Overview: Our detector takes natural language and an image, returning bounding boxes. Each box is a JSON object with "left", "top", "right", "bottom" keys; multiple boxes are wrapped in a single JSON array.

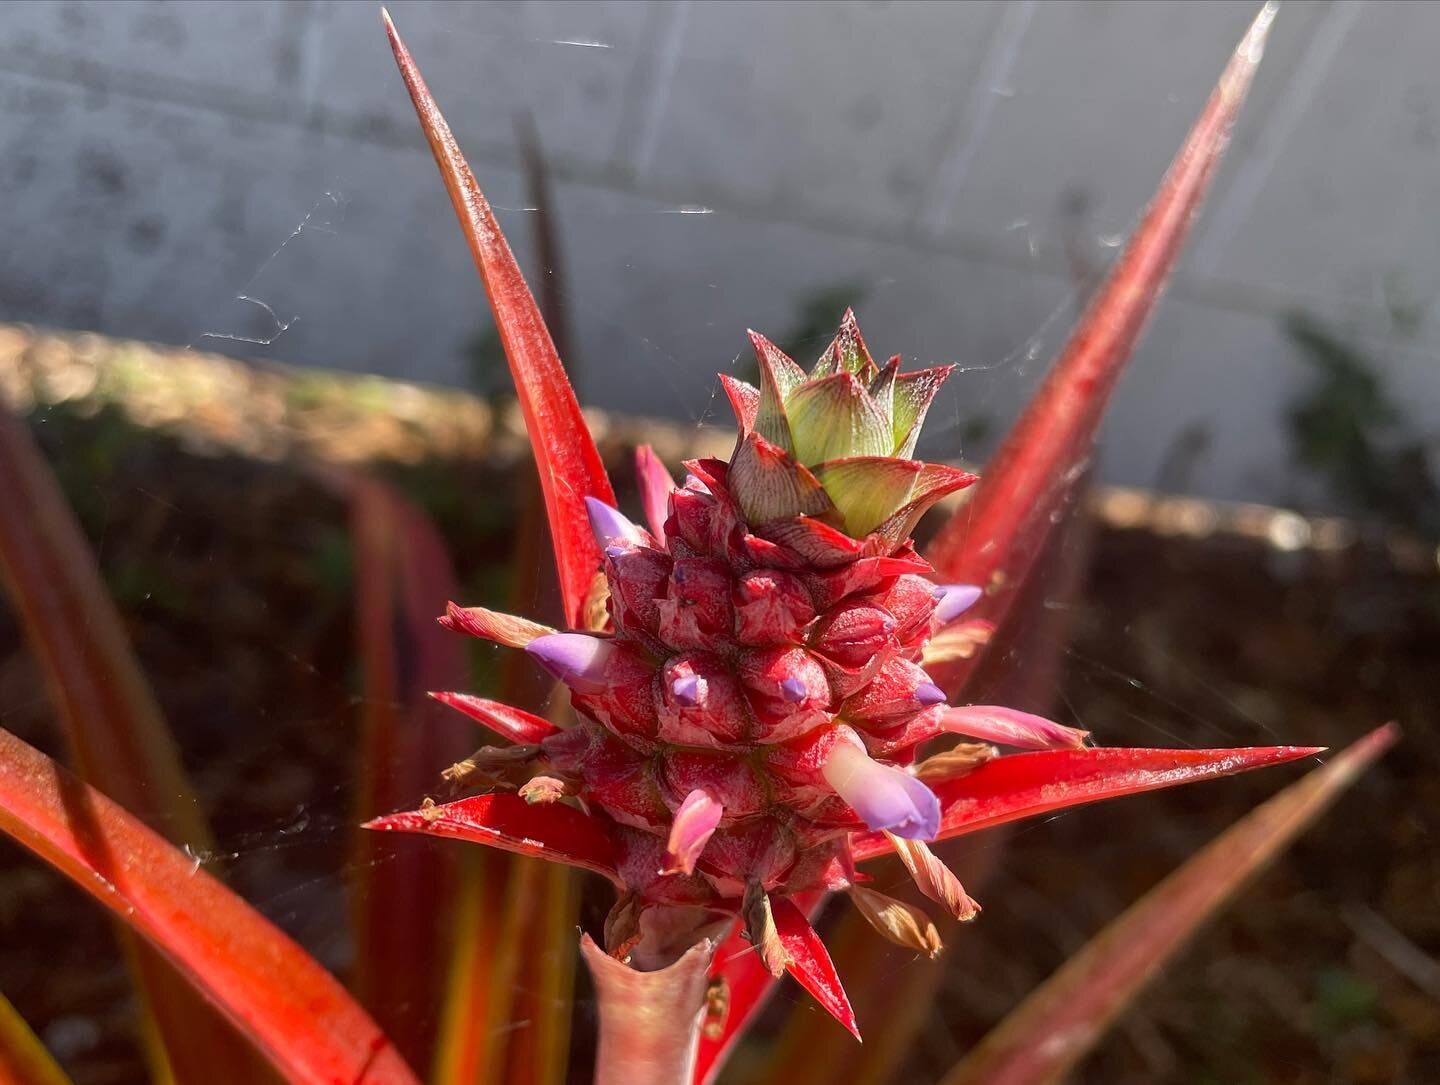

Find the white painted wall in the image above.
[{"left": 0, "top": 1, "right": 1436, "bottom": 509}]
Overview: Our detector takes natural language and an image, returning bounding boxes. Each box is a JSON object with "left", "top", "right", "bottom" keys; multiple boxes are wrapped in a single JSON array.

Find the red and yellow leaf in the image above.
[
  {"left": 0, "top": 989, "right": 72, "bottom": 1085},
  {"left": 0, "top": 728, "right": 418, "bottom": 1085},
  {"left": 384, "top": 11, "right": 615, "bottom": 628},
  {"left": 925, "top": 4, "right": 1277, "bottom": 680},
  {"left": 0, "top": 404, "right": 274, "bottom": 1083},
  {"left": 349, "top": 477, "right": 475, "bottom": 1071},
  {"left": 942, "top": 722, "right": 1397, "bottom": 1085}
]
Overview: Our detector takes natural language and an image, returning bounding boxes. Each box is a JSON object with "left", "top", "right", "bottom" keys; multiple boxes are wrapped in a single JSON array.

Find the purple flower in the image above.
[
  {"left": 915, "top": 682, "right": 948, "bottom": 707},
  {"left": 932, "top": 583, "right": 983, "bottom": 624},
  {"left": 525, "top": 633, "right": 615, "bottom": 693},
  {"left": 584, "top": 496, "right": 647, "bottom": 548},
  {"left": 822, "top": 741, "right": 941, "bottom": 840}
]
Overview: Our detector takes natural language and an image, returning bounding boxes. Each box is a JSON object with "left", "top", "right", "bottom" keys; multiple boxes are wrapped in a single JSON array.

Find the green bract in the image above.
[{"left": 724, "top": 312, "right": 969, "bottom": 541}]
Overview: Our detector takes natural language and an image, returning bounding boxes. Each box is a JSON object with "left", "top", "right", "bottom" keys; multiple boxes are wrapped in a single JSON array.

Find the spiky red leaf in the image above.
[
  {"left": 635, "top": 445, "right": 676, "bottom": 542},
  {"left": 428, "top": 692, "right": 560, "bottom": 744},
  {"left": 771, "top": 898, "right": 859, "bottom": 1040},
  {"left": 0, "top": 405, "right": 277, "bottom": 1083},
  {"left": 364, "top": 793, "right": 620, "bottom": 883},
  {"left": 925, "top": 5, "right": 1277, "bottom": 679},
  {"left": 942, "top": 723, "right": 1396, "bottom": 1085},
  {"left": 851, "top": 742, "right": 1322, "bottom": 862},
  {"left": 0, "top": 729, "right": 417, "bottom": 1085},
  {"left": 693, "top": 891, "right": 824, "bottom": 1085},
  {"left": 384, "top": 11, "right": 615, "bottom": 628}
]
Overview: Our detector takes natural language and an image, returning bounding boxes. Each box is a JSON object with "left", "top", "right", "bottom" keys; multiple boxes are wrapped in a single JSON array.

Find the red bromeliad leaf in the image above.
[
  {"left": 942, "top": 723, "right": 1397, "bottom": 1085},
  {"left": 771, "top": 898, "right": 859, "bottom": 1040},
  {"left": 349, "top": 478, "right": 475, "bottom": 1071},
  {"left": 925, "top": 4, "right": 1278, "bottom": 683},
  {"left": 850, "top": 743, "right": 1323, "bottom": 862},
  {"left": 428, "top": 692, "right": 560, "bottom": 744},
  {"left": 693, "top": 891, "right": 824, "bottom": 1085},
  {"left": 0, "top": 405, "right": 276, "bottom": 1083},
  {"left": 694, "top": 925, "right": 770, "bottom": 1084},
  {"left": 384, "top": 11, "right": 615, "bottom": 629},
  {"left": 0, "top": 409, "right": 207, "bottom": 855},
  {"left": 0, "top": 728, "right": 418, "bottom": 1085},
  {"left": 0, "top": 990, "right": 72, "bottom": 1085},
  {"left": 364, "top": 793, "right": 621, "bottom": 882},
  {"left": 635, "top": 445, "right": 676, "bottom": 542}
]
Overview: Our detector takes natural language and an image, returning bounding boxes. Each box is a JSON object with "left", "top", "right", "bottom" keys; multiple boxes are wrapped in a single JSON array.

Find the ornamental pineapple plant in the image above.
[
  {"left": 0, "top": 6, "right": 1400, "bottom": 1085},
  {"left": 364, "top": 0, "right": 1363, "bottom": 1056}
]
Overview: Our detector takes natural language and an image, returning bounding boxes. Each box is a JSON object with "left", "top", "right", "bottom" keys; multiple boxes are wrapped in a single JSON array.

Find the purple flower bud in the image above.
[
  {"left": 780, "top": 676, "right": 807, "bottom": 703},
  {"left": 915, "top": 682, "right": 948, "bottom": 707},
  {"left": 670, "top": 672, "right": 705, "bottom": 707},
  {"left": 822, "top": 742, "right": 940, "bottom": 840},
  {"left": 584, "top": 496, "right": 647, "bottom": 548},
  {"left": 525, "top": 633, "right": 615, "bottom": 693},
  {"left": 932, "top": 583, "right": 983, "bottom": 624}
]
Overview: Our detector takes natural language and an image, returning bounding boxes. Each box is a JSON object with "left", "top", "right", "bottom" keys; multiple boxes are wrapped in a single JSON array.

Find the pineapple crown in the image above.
[{"left": 718, "top": 311, "right": 973, "bottom": 549}]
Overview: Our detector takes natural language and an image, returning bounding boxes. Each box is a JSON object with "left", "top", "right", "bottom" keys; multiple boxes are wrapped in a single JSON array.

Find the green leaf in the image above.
[
  {"left": 811, "top": 309, "right": 878, "bottom": 381},
  {"left": 748, "top": 331, "right": 808, "bottom": 452},
  {"left": 891, "top": 365, "right": 956, "bottom": 457},
  {"left": 785, "top": 373, "right": 892, "bottom": 465},
  {"left": 867, "top": 355, "right": 900, "bottom": 422},
  {"left": 813, "top": 457, "right": 927, "bottom": 537}
]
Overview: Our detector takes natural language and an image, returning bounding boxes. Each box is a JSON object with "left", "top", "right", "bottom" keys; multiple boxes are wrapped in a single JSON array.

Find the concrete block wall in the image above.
[{"left": 1, "top": 0, "right": 1436, "bottom": 509}]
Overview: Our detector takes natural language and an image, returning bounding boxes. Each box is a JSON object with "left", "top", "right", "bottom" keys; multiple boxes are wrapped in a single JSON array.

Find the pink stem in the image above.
[{"left": 581, "top": 935, "right": 716, "bottom": 1085}]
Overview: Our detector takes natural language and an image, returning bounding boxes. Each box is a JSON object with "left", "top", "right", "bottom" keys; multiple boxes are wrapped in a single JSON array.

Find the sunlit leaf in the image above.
[
  {"left": 384, "top": 11, "right": 615, "bottom": 629},
  {"left": 0, "top": 728, "right": 418, "bottom": 1085},
  {"left": 693, "top": 891, "right": 822, "bottom": 1085},
  {"left": 942, "top": 723, "right": 1397, "bottom": 1085},
  {"left": 772, "top": 898, "right": 858, "bottom": 1040},
  {"left": 925, "top": 4, "right": 1278, "bottom": 685},
  {"left": 0, "top": 404, "right": 275, "bottom": 1083},
  {"left": 851, "top": 743, "right": 1324, "bottom": 862},
  {"left": 364, "top": 793, "right": 621, "bottom": 881}
]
